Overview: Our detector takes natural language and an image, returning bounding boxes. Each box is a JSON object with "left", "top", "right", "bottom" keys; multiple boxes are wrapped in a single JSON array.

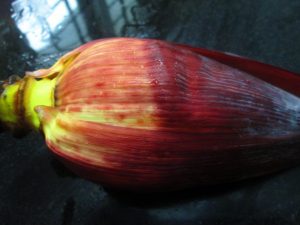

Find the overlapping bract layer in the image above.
[{"left": 33, "top": 38, "right": 300, "bottom": 191}]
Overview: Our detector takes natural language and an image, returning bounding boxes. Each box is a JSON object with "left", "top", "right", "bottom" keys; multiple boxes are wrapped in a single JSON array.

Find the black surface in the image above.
[{"left": 1, "top": 0, "right": 300, "bottom": 224}]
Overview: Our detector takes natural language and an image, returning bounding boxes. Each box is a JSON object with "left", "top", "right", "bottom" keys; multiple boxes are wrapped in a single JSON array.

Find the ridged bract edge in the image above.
[{"left": 34, "top": 38, "right": 300, "bottom": 191}]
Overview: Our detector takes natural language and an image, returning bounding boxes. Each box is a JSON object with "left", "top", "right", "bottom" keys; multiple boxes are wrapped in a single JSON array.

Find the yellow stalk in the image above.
[
  {"left": 0, "top": 82, "right": 20, "bottom": 125},
  {"left": 23, "top": 77, "right": 57, "bottom": 129}
]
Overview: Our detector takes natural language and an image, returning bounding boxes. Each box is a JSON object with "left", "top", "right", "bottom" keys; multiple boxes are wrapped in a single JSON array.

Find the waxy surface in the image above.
[{"left": 34, "top": 38, "right": 300, "bottom": 191}]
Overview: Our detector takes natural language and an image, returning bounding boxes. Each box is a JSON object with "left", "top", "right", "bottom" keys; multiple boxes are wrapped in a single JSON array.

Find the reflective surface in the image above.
[{"left": 1, "top": 0, "right": 300, "bottom": 224}]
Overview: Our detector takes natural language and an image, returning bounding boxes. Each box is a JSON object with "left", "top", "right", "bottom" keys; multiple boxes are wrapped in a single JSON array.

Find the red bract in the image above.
[{"left": 1, "top": 38, "right": 300, "bottom": 191}]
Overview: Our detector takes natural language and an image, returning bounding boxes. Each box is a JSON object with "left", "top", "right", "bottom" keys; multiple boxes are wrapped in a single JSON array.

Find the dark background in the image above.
[{"left": 1, "top": 0, "right": 300, "bottom": 224}]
